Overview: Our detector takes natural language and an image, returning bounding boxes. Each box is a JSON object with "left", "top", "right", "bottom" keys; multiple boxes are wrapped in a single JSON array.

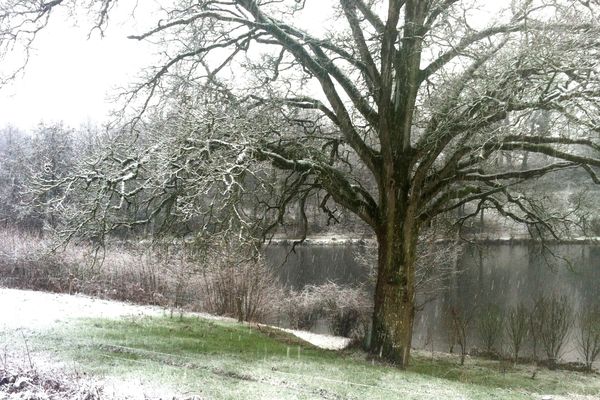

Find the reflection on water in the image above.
[
  {"left": 265, "top": 240, "right": 370, "bottom": 289},
  {"left": 266, "top": 240, "right": 600, "bottom": 361}
]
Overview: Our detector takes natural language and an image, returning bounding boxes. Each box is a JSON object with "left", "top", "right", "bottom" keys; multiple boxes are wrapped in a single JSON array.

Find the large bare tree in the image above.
[{"left": 3, "top": 0, "right": 600, "bottom": 367}]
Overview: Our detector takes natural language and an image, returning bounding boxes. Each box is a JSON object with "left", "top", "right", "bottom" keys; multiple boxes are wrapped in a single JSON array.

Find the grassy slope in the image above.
[{"left": 11, "top": 316, "right": 600, "bottom": 400}]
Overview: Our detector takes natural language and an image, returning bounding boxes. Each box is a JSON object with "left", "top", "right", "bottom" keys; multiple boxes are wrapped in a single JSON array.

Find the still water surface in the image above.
[{"left": 266, "top": 240, "right": 600, "bottom": 361}]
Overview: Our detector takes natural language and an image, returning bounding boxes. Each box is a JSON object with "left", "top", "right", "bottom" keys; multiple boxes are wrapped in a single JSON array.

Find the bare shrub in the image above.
[
  {"left": 476, "top": 304, "right": 504, "bottom": 355},
  {"left": 414, "top": 232, "right": 462, "bottom": 309},
  {"left": 280, "top": 282, "right": 371, "bottom": 338},
  {"left": 199, "top": 239, "right": 283, "bottom": 323},
  {"left": 506, "top": 303, "right": 529, "bottom": 363},
  {"left": 280, "top": 286, "right": 325, "bottom": 330},
  {"left": 0, "top": 229, "right": 284, "bottom": 321},
  {"left": 0, "top": 228, "right": 186, "bottom": 307},
  {"left": 577, "top": 306, "right": 600, "bottom": 372},
  {"left": 446, "top": 304, "right": 475, "bottom": 365},
  {"left": 444, "top": 311, "right": 457, "bottom": 354},
  {"left": 530, "top": 294, "right": 573, "bottom": 367},
  {"left": 86, "top": 246, "right": 171, "bottom": 305},
  {"left": 146, "top": 245, "right": 202, "bottom": 313},
  {"left": 529, "top": 299, "right": 544, "bottom": 363},
  {"left": 315, "top": 282, "right": 371, "bottom": 338},
  {"left": 0, "top": 228, "right": 92, "bottom": 293}
]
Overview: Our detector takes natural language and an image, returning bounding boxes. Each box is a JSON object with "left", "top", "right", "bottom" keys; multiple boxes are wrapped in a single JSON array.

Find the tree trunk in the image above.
[{"left": 369, "top": 215, "right": 418, "bottom": 368}]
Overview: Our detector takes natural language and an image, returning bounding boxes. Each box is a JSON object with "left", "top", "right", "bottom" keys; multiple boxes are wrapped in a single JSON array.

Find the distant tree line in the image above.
[{"left": 0, "top": 123, "right": 75, "bottom": 232}]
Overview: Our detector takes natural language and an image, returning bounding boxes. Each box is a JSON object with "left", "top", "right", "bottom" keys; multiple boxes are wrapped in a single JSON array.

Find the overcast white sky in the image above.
[
  {"left": 0, "top": 1, "right": 506, "bottom": 131},
  {"left": 0, "top": 6, "right": 154, "bottom": 130},
  {"left": 0, "top": 3, "right": 333, "bottom": 131}
]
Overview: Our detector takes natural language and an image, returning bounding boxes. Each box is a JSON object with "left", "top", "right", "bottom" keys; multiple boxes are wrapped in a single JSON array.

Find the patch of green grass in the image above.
[
  {"left": 80, "top": 316, "right": 333, "bottom": 360},
  {"left": 22, "top": 316, "right": 600, "bottom": 400},
  {"left": 409, "top": 352, "right": 600, "bottom": 396}
]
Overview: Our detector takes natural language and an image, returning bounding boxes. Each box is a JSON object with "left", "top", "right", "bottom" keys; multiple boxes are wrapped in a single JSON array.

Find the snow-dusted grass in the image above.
[
  {"left": 0, "top": 288, "right": 346, "bottom": 349},
  {"left": 0, "top": 288, "right": 163, "bottom": 330},
  {"left": 2, "top": 288, "right": 600, "bottom": 399},
  {"left": 30, "top": 317, "right": 600, "bottom": 399}
]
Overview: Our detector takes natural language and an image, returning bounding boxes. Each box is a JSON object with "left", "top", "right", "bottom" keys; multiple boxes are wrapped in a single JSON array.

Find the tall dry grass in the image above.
[
  {"left": 0, "top": 229, "right": 194, "bottom": 308},
  {"left": 0, "top": 229, "right": 373, "bottom": 331},
  {"left": 0, "top": 229, "right": 287, "bottom": 322}
]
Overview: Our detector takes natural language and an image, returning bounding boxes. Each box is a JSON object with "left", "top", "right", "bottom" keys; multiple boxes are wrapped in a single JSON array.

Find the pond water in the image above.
[
  {"left": 265, "top": 240, "right": 600, "bottom": 362},
  {"left": 265, "top": 240, "right": 369, "bottom": 289}
]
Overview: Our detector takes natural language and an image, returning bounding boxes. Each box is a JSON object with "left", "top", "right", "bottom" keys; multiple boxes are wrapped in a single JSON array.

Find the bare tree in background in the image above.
[
  {"left": 0, "top": 123, "right": 75, "bottom": 232},
  {"left": 3, "top": 0, "right": 600, "bottom": 367},
  {"left": 531, "top": 294, "right": 573, "bottom": 368},
  {"left": 577, "top": 306, "right": 600, "bottom": 372},
  {"left": 0, "top": 126, "right": 29, "bottom": 228},
  {"left": 476, "top": 303, "right": 504, "bottom": 355},
  {"left": 446, "top": 303, "right": 476, "bottom": 366},
  {"left": 506, "top": 302, "right": 529, "bottom": 364}
]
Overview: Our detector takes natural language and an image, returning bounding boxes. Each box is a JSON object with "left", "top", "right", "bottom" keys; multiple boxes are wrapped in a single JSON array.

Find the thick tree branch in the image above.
[
  {"left": 340, "top": 0, "right": 381, "bottom": 95},
  {"left": 354, "top": 0, "right": 385, "bottom": 34},
  {"left": 257, "top": 148, "right": 379, "bottom": 227}
]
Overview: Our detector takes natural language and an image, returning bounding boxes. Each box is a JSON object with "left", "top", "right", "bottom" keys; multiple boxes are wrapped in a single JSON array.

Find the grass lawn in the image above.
[{"left": 9, "top": 315, "right": 600, "bottom": 399}]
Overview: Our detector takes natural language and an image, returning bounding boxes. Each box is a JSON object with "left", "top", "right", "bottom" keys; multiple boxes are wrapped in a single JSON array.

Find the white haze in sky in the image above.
[
  {"left": 0, "top": 1, "right": 337, "bottom": 130},
  {"left": 0, "top": 1, "right": 506, "bottom": 130},
  {"left": 0, "top": 6, "right": 154, "bottom": 130}
]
